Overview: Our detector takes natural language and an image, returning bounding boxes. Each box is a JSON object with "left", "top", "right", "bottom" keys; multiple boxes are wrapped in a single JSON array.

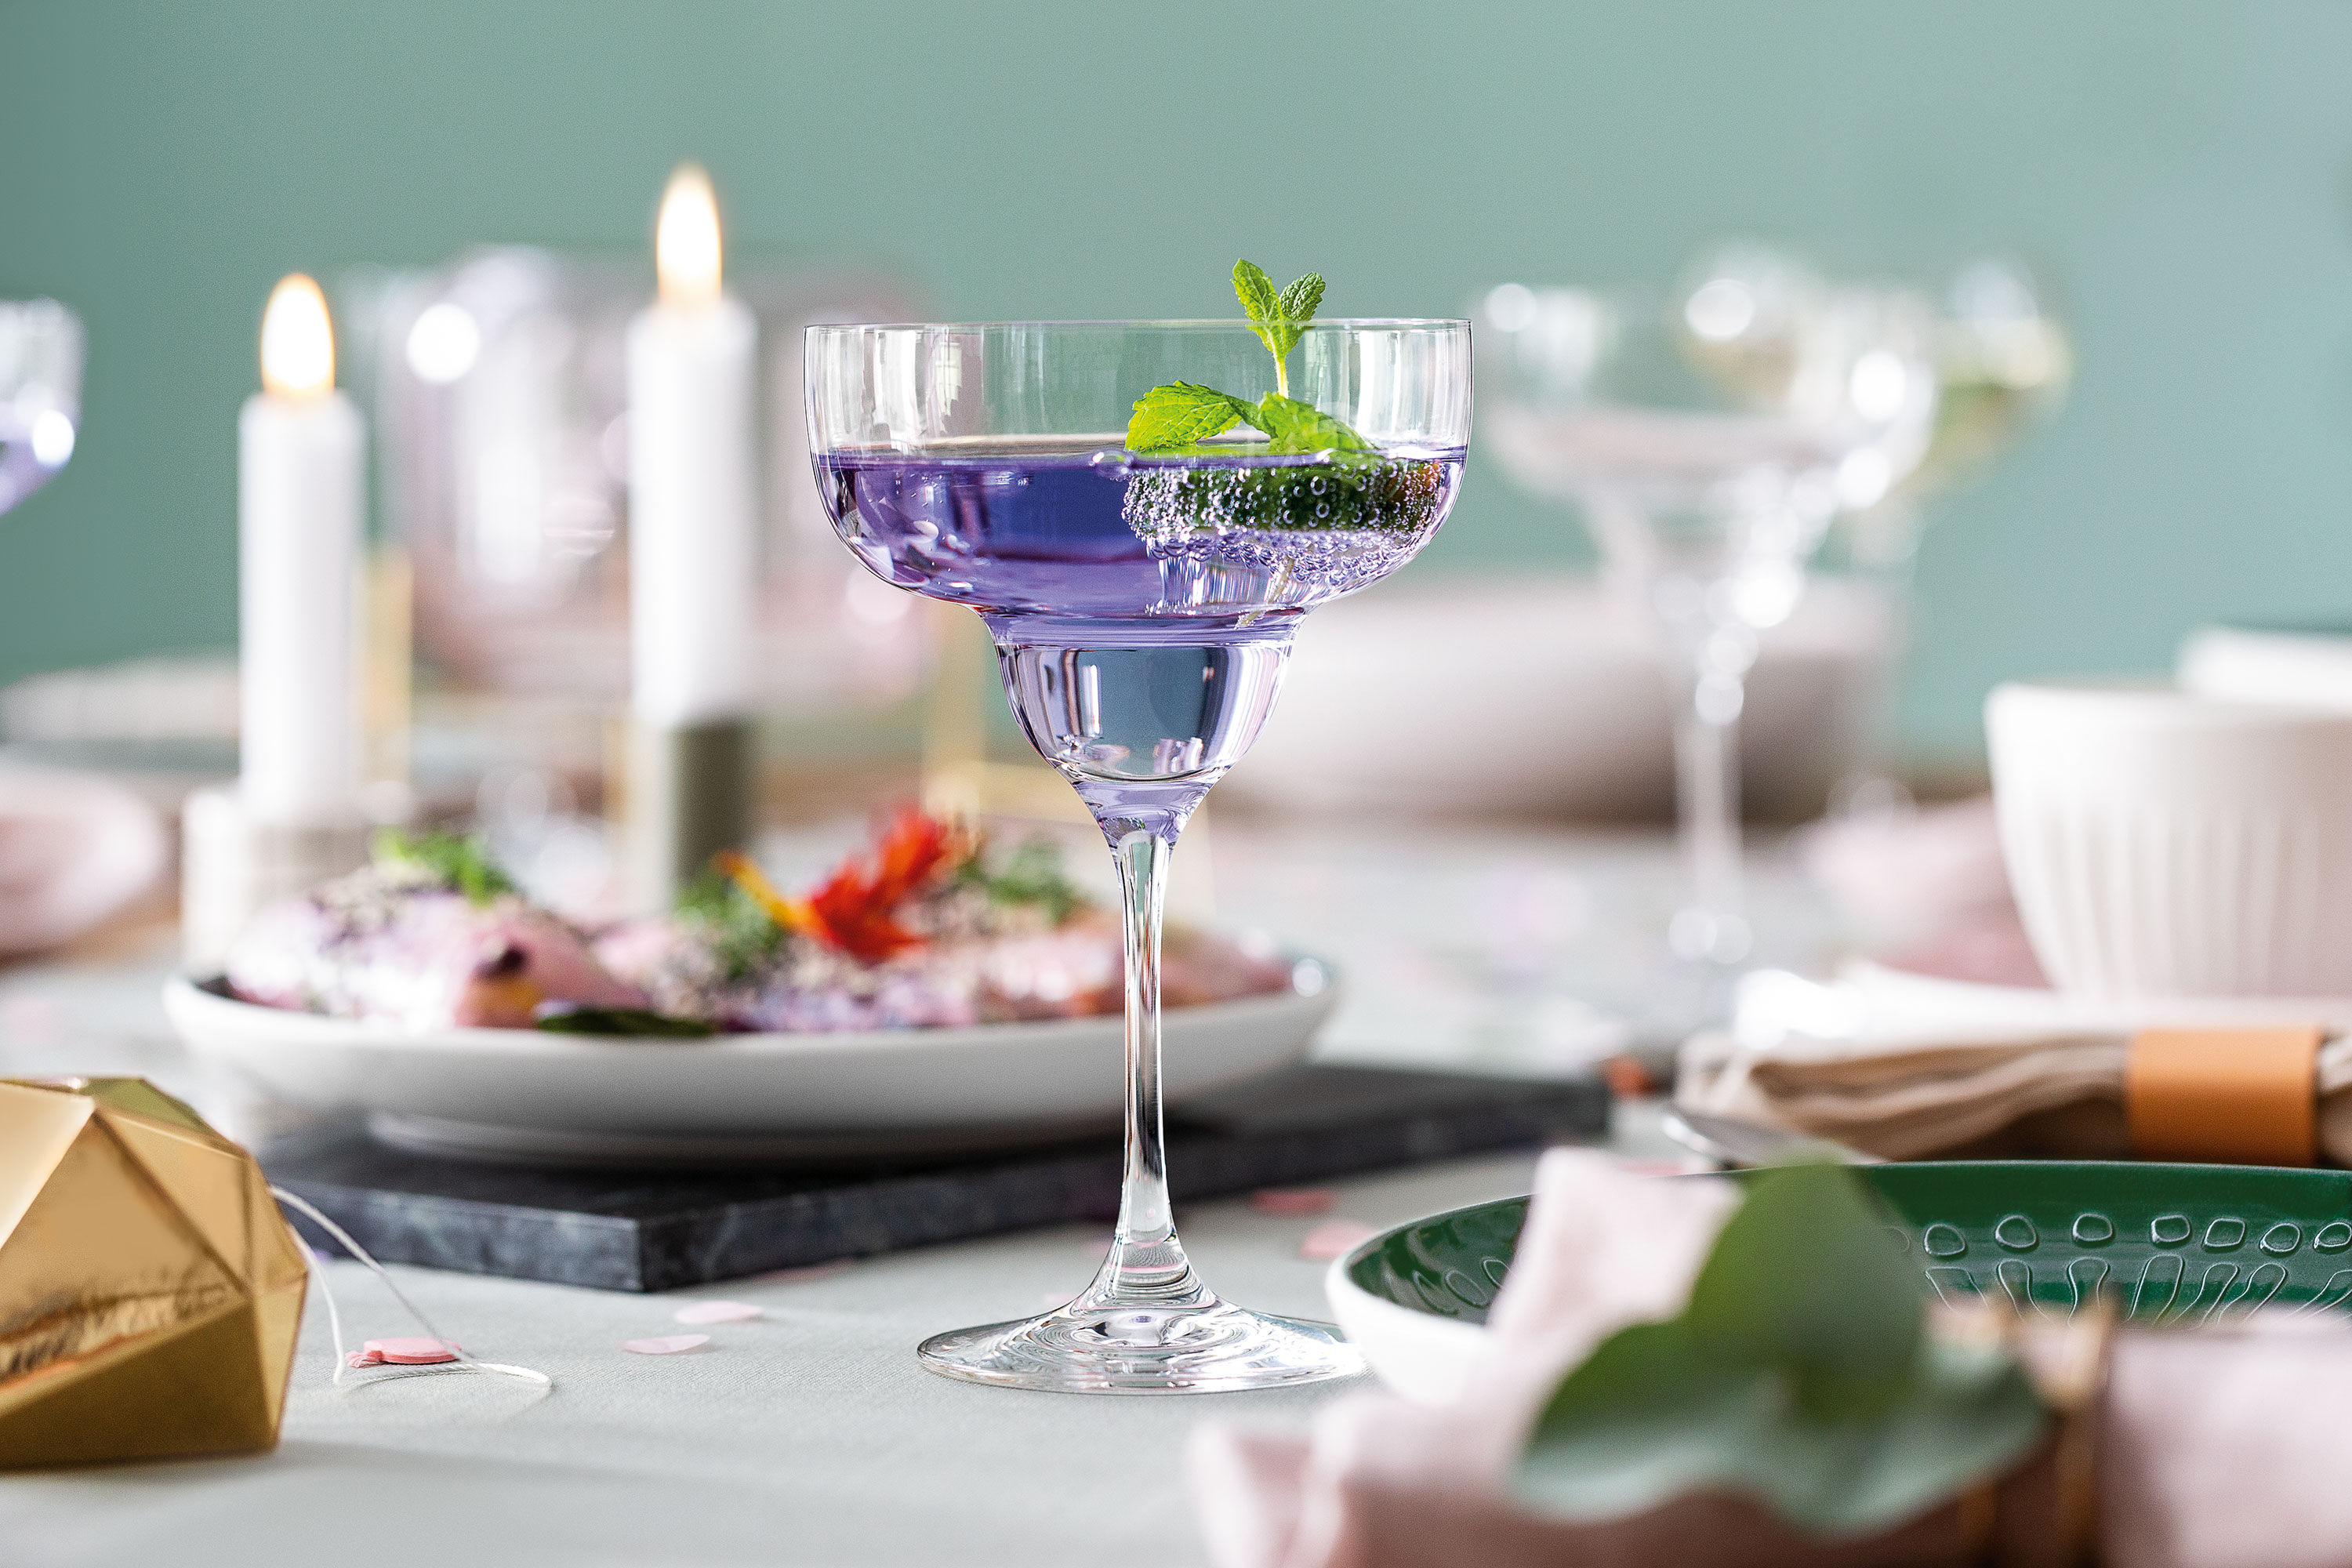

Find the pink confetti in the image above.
[
  {"left": 345, "top": 1349, "right": 382, "bottom": 1369},
  {"left": 1252, "top": 1187, "right": 1337, "bottom": 1217},
  {"left": 622, "top": 1334, "right": 710, "bottom": 1356},
  {"left": 366, "top": 1337, "right": 459, "bottom": 1364},
  {"left": 1298, "top": 1219, "right": 1378, "bottom": 1261},
  {"left": 672, "top": 1300, "right": 763, "bottom": 1326}
]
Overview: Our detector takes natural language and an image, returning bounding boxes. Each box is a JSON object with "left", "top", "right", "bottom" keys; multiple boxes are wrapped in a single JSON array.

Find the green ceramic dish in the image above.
[
  {"left": 1330, "top": 1163, "right": 2352, "bottom": 1404},
  {"left": 1330, "top": 1163, "right": 2352, "bottom": 1403}
]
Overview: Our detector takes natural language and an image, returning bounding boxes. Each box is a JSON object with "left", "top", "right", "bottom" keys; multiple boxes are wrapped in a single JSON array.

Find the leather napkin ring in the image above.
[{"left": 2125, "top": 1026, "right": 2321, "bottom": 1167}]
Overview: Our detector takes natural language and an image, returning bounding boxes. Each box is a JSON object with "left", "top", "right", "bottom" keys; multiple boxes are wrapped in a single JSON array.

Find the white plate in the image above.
[{"left": 165, "top": 965, "right": 1338, "bottom": 1166}]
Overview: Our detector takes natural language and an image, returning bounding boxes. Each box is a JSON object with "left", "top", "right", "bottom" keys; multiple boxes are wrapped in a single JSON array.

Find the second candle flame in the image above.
[
  {"left": 260, "top": 274, "right": 336, "bottom": 400},
  {"left": 655, "top": 163, "right": 724, "bottom": 309}
]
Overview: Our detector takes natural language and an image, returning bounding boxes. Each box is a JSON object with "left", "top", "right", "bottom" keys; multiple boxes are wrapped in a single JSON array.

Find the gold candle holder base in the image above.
[{"left": 622, "top": 717, "right": 754, "bottom": 913}]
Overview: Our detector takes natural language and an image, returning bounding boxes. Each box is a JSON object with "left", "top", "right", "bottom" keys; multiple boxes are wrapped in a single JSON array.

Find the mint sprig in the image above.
[
  {"left": 1125, "top": 260, "right": 1373, "bottom": 456},
  {"left": 374, "top": 828, "right": 514, "bottom": 907}
]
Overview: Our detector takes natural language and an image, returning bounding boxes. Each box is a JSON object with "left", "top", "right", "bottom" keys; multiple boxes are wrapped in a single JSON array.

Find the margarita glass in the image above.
[
  {"left": 1479, "top": 284, "right": 1935, "bottom": 974},
  {"left": 807, "top": 318, "right": 1471, "bottom": 1392}
]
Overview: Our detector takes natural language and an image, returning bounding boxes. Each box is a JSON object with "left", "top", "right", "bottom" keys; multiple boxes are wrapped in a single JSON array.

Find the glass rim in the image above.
[{"left": 804, "top": 317, "right": 1471, "bottom": 335}]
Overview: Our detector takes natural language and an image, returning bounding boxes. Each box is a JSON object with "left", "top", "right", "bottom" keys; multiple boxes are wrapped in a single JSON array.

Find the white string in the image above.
[{"left": 268, "top": 1185, "right": 552, "bottom": 1392}]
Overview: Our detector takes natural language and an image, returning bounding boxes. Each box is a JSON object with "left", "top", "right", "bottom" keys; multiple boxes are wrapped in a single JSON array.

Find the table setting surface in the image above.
[{"left": 0, "top": 821, "right": 1721, "bottom": 1568}]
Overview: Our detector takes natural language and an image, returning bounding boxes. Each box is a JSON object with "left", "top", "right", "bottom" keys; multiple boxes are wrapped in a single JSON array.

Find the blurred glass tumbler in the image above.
[
  {"left": 0, "top": 1079, "right": 307, "bottom": 1468},
  {"left": 0, "top": 298, "right": 82, "bottom": 517},
  {"left": 361, "top": 246, "right": 927, "bottom": 711}
]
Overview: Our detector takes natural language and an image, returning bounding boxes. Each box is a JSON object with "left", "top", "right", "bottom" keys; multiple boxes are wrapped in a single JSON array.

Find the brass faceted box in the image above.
[{"left": 0, "top": 1077, "right": 307, "bottom": 1468}]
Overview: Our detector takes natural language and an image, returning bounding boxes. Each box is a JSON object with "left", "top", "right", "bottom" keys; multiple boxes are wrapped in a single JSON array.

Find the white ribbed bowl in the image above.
[{"left": 1987, "top": 681, "right": 2352, "bottom": 1000}]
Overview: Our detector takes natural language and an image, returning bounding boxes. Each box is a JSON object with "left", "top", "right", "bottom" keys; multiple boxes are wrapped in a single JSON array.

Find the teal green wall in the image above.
[{"left": 6, "top": 0, "right": 2352, "bottom": 753}]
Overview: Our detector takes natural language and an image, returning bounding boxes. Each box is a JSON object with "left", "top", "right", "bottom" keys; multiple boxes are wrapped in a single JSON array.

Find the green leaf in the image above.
[
  {"left": 374, "top": 828, "right": 515, "bottom": 906},
  {"left": 1277, "top": 272, "right": 1324, "bottom": 327},
  {"left": 959, "top": 837, "right": 1086, "bottom": 924},
  {"left": 1519, "top": 1322, "right": 2044, "bottom": 1538},
  {"left": 1513, "top": 1163, "right": 2048, "bottom": 1538},
  {"left": 1232, "top": 258, "right": 1282, "bottom": 337},
  {"left": 1127, "top": 381, "right": 1256, "bottom": 452},
  {"left": 535, "top": 1007, "right": 716, "bottom": 1038},
  {"left": 676, "top": 867, "right": 787, "bottom": 982},
  {"left": 1265, "top": 273, "right": 1325, "bottom": 358},
  {"left": 1250, "top": 393, "right": 1374, "bottom": 456},
  {"left": 1686, "top": 1163, "right": 1924, "bottom": 1418}
]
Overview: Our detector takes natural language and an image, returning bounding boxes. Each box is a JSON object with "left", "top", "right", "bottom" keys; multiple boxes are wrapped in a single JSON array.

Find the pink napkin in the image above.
[
  {"left": 1188, "top": 1153, "right": 2352, "bottom": 1568},
  {"left": 1189, "top": 1152, "right": 1741, "bottom": 1568}
]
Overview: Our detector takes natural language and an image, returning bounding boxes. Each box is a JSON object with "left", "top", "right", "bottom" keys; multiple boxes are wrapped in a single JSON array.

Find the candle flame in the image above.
[
  {"left": 260, "top": 274, "right": 336, "bottom": 399},
  {"left": 655, "top": 162, "right": 724, "bottom": 308}
]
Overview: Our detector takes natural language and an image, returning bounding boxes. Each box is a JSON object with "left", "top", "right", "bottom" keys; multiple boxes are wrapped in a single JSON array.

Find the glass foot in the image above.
[{"left": 916, "top": 1291, "right": 1365, "bottom": 1395}]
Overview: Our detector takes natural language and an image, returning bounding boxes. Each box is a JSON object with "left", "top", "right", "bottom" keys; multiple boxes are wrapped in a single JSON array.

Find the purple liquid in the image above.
[{"left": 815, "top": 440, "right": 1465, "bottom": 833}]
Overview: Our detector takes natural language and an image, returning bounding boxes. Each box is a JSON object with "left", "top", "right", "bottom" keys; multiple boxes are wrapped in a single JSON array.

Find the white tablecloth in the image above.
[{"left": 0, "top": 823, "right": 1810, "bottom": 1567}]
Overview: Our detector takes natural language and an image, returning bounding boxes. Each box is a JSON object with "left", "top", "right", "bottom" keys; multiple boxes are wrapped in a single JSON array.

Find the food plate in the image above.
[
  {"left": 165, "top": 962, "right": 1338, "bottom": 1166},
  {"left": 1329, "top": 1161, "right": 2352, "bottom": 1404}
]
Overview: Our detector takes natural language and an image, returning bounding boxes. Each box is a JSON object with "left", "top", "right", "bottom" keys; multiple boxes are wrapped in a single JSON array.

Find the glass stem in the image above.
[
  {"left": 1085, "top": 818, "right": 1208, "bottom": 1308},
  {"left": 1665, "top": 624, "right": 1756, "bottom": 966}
]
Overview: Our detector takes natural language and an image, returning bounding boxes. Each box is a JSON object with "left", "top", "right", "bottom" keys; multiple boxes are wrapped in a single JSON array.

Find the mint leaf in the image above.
[
  {"left": 1127, "top": 381, "right": 1255, "bottom": 453},
  {"left": 1232, "top": 259, "right": 1283, "bottom": 357},
  {"left": 1277, "top": 273, "right": 1324, "bottom": 328},
  {"left": 1251, "top": 393, "right": 1374, "bottom": 455},
  {"left": 374, "top": 828, "right": 514, "bottom": 906}
]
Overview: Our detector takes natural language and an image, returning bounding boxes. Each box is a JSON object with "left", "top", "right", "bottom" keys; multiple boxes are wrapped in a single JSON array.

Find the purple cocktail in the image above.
[
  {"left": 819, "top": 441, "right": 1462, "bottom": 833},
  {"left": 807, "top": 311, "right": 1471, "bottom": 1393}
]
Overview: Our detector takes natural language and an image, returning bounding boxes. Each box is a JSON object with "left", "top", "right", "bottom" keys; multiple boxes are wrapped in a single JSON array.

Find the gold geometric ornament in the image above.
[{"left": 0, "top": 1077, "right": 307, "bottom": 1468}]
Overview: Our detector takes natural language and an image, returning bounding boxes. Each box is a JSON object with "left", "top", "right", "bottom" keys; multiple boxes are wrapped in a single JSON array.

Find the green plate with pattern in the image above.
[{"left": 1327, "top": 1163, "right": 2352, "bottom": 1403}]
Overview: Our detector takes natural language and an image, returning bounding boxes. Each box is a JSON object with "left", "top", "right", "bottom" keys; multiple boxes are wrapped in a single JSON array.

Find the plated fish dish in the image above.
[{"left": 223, "top": 811, "right": 1292, "bottom": 1036}]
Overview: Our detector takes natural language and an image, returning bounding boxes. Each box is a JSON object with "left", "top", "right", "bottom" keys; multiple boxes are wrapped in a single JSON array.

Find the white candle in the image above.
[
  {"left": 239, "top": 274, "right": 363, "bottom": 826},
  {"left": 627, "top": 163, "right": 758, "bottom": 730}
]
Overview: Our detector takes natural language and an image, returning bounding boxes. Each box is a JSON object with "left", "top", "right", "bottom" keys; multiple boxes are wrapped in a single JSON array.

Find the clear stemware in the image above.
[
  {"left": 0, "top": 299, "right": 83, "bottom": 516},
  {"left": 1478, "top": 281, "right": 1936, "bottom": 974},
  {"left": 1680, "top": 249, "right": 2071, "bottom": 816},
  {"left": 805, "top": 318, "right": 1472, "bottom": 1393}
]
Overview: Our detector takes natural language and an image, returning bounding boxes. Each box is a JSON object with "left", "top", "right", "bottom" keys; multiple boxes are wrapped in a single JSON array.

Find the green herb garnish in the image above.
[
  {"left": 374, "top": 828, "right": 515, "bottom": 906},
  {"left": 676, "top": 867, "right": 790, "bottom": 982},
  {"left": 535, "top": 1007, "right": 715, "bottom": 1039},
  {"left": 1124, "top": 261, "right": 1374, "bottom": 456},
  {"left": 958, "top": 837, "right": 1084, "bottom": 925},
  {"left": 1514, "top": 1163, "right": 2046, "bottom": 1537}
]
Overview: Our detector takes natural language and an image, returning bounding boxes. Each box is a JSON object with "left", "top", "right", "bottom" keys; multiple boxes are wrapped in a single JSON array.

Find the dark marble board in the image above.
[{"left": 264, "top": 1065, "right": 1610, "bottom": 1292}]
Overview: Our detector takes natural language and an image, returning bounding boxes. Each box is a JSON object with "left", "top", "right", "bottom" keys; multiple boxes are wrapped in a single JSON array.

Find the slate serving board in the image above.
[{"left": 264, "top": 1065, "right": 1609, "bottom": 1292}]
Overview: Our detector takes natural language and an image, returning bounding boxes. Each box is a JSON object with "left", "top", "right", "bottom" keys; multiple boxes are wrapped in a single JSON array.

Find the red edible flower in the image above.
[{"left": 804, "top": 808, "right": 963, "bottom": 962}]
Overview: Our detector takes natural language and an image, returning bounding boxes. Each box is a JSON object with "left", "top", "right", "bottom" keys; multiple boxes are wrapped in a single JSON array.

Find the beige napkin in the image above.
[
  {"left": 1189, "top": 1152, "right": 2352, "bottom": 1568},
  {"left": 1677, "top": 1023, "right": 2352, "bottom": 1163}
]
